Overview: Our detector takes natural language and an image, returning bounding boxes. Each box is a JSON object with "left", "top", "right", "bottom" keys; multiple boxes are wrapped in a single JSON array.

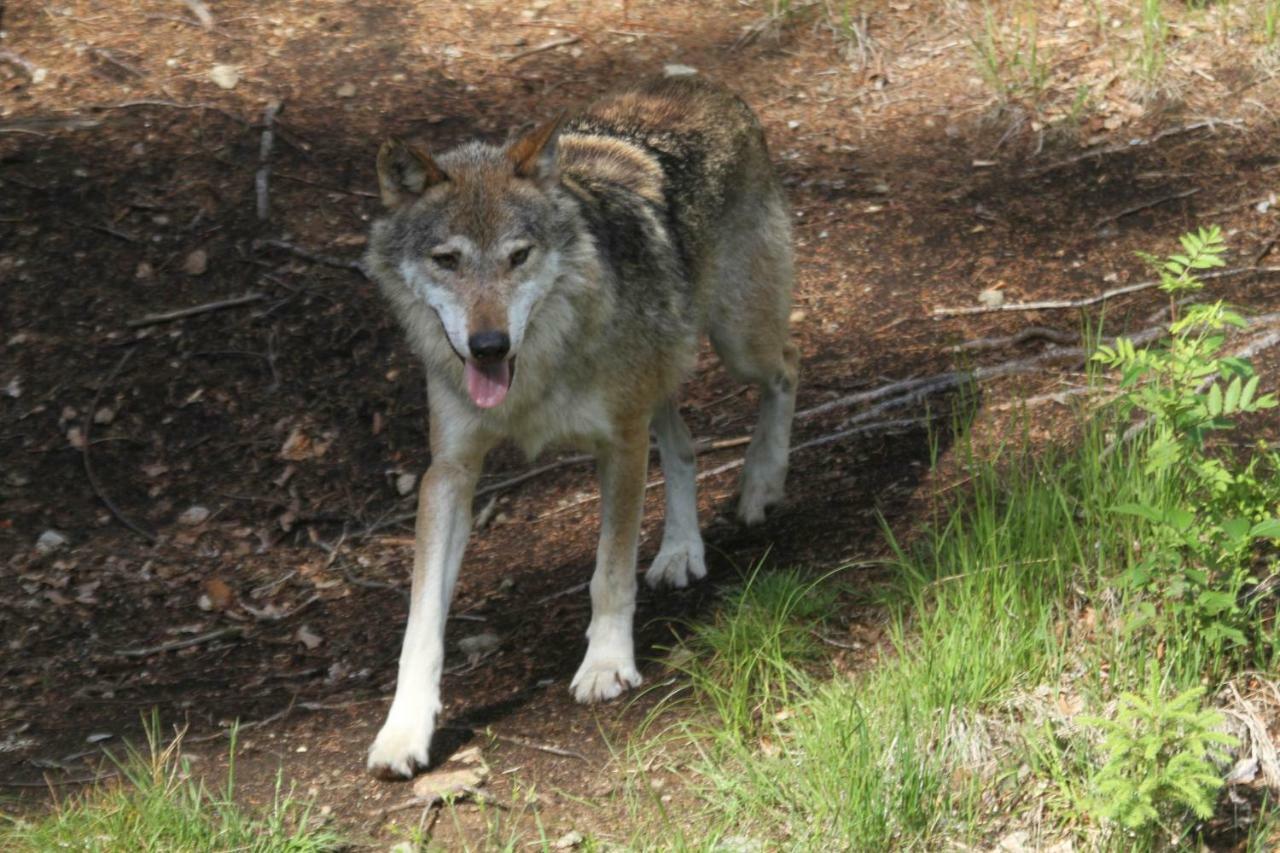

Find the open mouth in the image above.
[{"left": 463, "top": 357, "right": 514, "bottom": 409}]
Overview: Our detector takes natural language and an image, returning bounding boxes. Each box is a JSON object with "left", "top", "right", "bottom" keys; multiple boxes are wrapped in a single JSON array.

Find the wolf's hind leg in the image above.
[
  {"left": 733, "top": 342, "right": 798, "bottom": 525},
  {"left": 709, "top": 197, "right": 799, "bottom": 526},
  {"left": 646, "top": 399, "right": 707, "bottom": 589}
]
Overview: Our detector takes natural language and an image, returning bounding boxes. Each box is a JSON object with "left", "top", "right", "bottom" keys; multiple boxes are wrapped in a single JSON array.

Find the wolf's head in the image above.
[{"left": 369, "top": 119, "right": 576, "bottom": 410}]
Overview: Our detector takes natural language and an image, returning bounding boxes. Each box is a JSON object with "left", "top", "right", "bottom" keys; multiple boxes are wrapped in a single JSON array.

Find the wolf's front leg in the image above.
[
  {"left": 571, "top": 420, "right": 650, "bottom": 702},
  {"left": 367, "top": 451, "right": 482, "bottom": 780}
]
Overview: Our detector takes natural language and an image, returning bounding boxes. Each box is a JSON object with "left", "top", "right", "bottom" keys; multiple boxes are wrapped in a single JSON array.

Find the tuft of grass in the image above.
[
  {"left": 661, "top": 566, "right": 837, "bottom": 743},
  {"left": 970, "top": 2, "right": 1052, "bottom": 110},
  {"left": 1136, "top": 0, "right": 1168, "bottom": 94},
  {"left": 1265, "top": 0, "right": 1280, "bottom": 46},
  {"left": 0, "top": 718, "right": 338, "bottom": 853}
]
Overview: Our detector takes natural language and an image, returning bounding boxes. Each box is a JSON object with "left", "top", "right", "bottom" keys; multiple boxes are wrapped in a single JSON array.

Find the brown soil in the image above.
[{"left": 2, "top": 0, "right": 1279, "bottom": 848}]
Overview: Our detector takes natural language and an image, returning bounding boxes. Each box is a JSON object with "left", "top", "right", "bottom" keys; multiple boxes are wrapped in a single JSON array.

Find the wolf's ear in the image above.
[
  {"left": 376, "top": 138, "right": 447, "bottom": 208},
  {"left": 508, "top": 114, "right": 564, "bottom": 187}
]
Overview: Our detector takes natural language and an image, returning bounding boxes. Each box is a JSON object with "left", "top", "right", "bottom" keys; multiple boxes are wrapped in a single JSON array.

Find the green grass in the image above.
[
  {"left": 638, "top": 410, "right": 1278, "bottom": 849},
  {"left": 0, "top": 721, "right": 338, "bottom": 853}
]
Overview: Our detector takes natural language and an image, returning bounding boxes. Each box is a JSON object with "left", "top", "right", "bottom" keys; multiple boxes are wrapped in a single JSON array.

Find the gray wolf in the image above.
[{"left": 363, "top": 74, "right": 798, "bottom": 779}]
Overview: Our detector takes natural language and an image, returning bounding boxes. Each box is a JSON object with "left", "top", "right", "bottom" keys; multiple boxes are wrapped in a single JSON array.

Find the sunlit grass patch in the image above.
[{"left": 0, "top": 719, "right": 338, "bottom": 853}]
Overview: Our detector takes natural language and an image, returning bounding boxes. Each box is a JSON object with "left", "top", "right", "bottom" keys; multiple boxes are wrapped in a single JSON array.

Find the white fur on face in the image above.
[
  {"left": 400, "top": 259, "right": 471, "bottom": 359},
  {"left": 506, "top": 249, "right": 561, "bottom": 352}
]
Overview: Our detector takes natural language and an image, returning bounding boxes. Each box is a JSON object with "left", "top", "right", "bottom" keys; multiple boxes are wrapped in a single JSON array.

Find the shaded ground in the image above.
[{"left": 2, "top": 0, "right": 1280, "bottom": 847}]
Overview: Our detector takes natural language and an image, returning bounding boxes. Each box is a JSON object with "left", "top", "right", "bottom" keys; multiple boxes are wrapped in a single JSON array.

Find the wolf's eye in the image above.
[
  {"left": 509, "top": 246, "right": 532, "bottom": 268},
  {"left": 431, "top": 251, "right": 460, "bottom": 271}
]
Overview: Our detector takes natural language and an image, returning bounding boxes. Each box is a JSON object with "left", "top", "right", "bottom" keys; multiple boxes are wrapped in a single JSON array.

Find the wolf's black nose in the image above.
[{"left": 468, "top": 330, "right": 510, "bottom": 362}]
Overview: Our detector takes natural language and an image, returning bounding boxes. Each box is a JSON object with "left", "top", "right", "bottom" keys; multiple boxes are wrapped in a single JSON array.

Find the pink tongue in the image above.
[{"left": 465, "top": 359, "right": 511, "bottom": 408}]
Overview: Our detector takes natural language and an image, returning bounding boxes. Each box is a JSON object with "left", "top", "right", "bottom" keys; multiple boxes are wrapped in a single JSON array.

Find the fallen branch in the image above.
[
  {"left": 932, "top": 266, "right": 1280, "bottom": 317},
  {"left": 505, "top": 35, "right": 581, "bottom": 62},
  {"left": 255, "top": 100, "right": 281, "bottom": 221},
  {"left": 1024, "top": 119, "right": 1245, "bottom": 178},
  {"left": 114, "top": 625, "right": 242, "bottom": 658},
  {"left": 126, "top": 292, "right": 266, "bottom": 328},
  {"left": 1094, "top": 187, "right": 1200, "bottom": 229},
  {"left": 83, "top": 348, "right": 158, "bottom": 543}
]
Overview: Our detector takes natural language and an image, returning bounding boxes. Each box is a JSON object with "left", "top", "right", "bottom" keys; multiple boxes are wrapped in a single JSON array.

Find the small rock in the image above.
[
  {"left": 977, "top": 288, "right": 1005, "bottom": 308},
  {"left": 453, "top": 745, "right": 484, "bottom": 765},
  {"left": 179, "top": 505, "right": 211, "bottom": 526},
  {"left": 296, "top": 624, "right": 323, "bottom": 650},
  {"left": 663, "top": 63, "right": 697, "bottom": 77},
  {"left": 209, "top": 64, "right": 240, "bottom": 90},
  {"left": 788, "top": 309, "right": 807, "bottom": 324},
  {"left": 411, "top": 764, "right": 487, "bottom": 801},
  {"left": 93, "top": 407, "right": 115, "bottom": 425},
  {"left": 4, "top": 376, "right": 21, "bottom": 398},
  {"left": 457, "top": 632, "right": 500, "bottom": 662},
  {"left": 336, "top": 82, "right": 356, "bottom": 98},
  {"left": 135, "top": 261, "right": 154, "bottom": 280},
  {"left": 395, "top": 472, "right": 417, "bottom": 496},
  {"left": 85, "top": 732, "right": 113, "bottom": 744},
  {"left": 182, "top": 249, "right": 208, "bottom": 276},
  {"left": 552, "top": 830, "right": 584, "bottom": 850},
  {"left": 35, "top": 530, "right": 68, "bottom": 555}
]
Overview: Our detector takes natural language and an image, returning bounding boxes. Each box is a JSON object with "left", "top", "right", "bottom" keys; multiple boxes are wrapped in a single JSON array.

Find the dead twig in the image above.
[
  {"left": 183, "top": 0, "right": 215, "bottom": 29},
  {"left": 241, "top": 593, "right": 320, "bottom": 622},
  {"left": 126, "top": 292, "right": 266, "bottom": 328},
  {"left": 83, "top": 348, "right": 158, "bottom": 543},
  {"left": 0, "top": 50, "right": 40, "bottom": 77},
  {"left": 533, "top": 581, "right": 589, "bottom": 606},
  {"left": 932, "top": 266, "right": 1280, "bottom": 317},
  {"left": 114, "top": 626, "right": 242, "bottom": 658},
  {"left": 948, "top": 326, "right": 1079, "bottom": 353},
  {"left": 1252, "top": 227, "right": 1280, "bottom": 267},
  {"left": 1024, "top": 119, "right": 1246, "bottom": 178},
  {"left": 1094, "top": 188, "right": 1200, "bottom": 229},
  {"left": 490, "top": 732, "right": 590, "bottom": 762},
  {"left": 505, "top": 35, "right": 581, "bottom": 62},
  {"left": 256, "top": 100, "right": 281, "bottom": 221},
  {"left": 187, "top": 698, "right": 296, "bottom": 744},
  {"left": 254, "top": 239, "right": 368, "bottom": 275}
]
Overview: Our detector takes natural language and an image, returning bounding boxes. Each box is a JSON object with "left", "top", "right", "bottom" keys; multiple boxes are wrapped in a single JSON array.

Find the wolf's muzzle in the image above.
[{"left": 468, "top": 330, "right": 510, "bottom": 362}]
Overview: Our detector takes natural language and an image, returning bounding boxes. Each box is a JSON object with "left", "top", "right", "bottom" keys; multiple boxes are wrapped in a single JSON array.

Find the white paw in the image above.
[
  {"left": 570, "top": 658, "right": 642, "bottom": 703},
  {"left": 366, "top": 710, "right": 436, "bottom": 780},
  {"left": 738, "top": 471, "right": 785, "bottom": 526},
  {"left": 646, "top": 539, "right": 707, "bottom": 589}
]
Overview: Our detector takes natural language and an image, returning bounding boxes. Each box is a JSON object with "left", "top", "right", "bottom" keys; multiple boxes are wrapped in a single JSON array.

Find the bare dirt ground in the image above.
[{"left": 3, "top": 0, "right": 1280, "bottom": 847}]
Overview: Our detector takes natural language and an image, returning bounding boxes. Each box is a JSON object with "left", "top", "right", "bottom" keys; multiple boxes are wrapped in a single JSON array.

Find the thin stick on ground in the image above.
[
  {"left": 489, "top": 732, "right": 590, "bottom": 762},
  {"left": 1094, "top": 188, "right": 1200, "bottom": 228},
  {"left": 1023, "top": 119, "right": 1245, "bottom": 178},
  {"left": 254, "top": 239, "right": 368, "bottom": 275},
  {"left": 83, "top": 348, "right": 158, "bottom": 543},
  {"left": 126, "top": 292, "right": 266, "bottom": 328},
  {"left": 505, "top": 35, "right": 581, "bottom": 62},
  {"left": 0, "top": 50, "right": 40, "bottom": 77},
  {"left": 114, "top": 625, "right": 243, "bottom": 658},
  {"left": 255, "top": 99, "right": 281, "bottom": 222},
  {"left": 931, "top": 266, "right": 1280, "bottom": 317},
  {"left": 183, "top": 0, "right": 214, "bottom": 29}
]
